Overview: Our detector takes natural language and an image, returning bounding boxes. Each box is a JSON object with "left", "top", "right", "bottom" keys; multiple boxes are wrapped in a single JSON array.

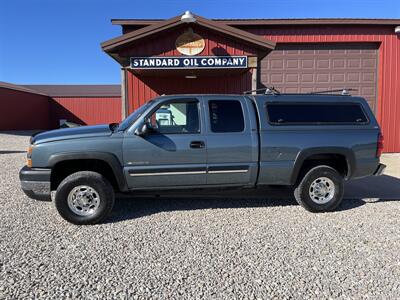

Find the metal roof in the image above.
[
  {"left": 0, "top": 81, "right": 48, "bottom": 97},
  {"left": 1, "top": 82, "right": 121, "bottom": 97},
  {"left": 111, "top": 18, "right": 400, "bottom": 27},
  {"left": 22, "top": 85, "right": 121, "bottom": 97}
]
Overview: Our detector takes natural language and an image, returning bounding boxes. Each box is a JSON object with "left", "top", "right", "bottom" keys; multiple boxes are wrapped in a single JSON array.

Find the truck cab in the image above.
[{"left": 124, "top": 95, "right": 258, "bottom": 189}]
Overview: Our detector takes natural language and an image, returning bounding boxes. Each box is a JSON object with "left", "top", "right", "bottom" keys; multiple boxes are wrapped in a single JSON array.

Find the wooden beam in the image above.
[
  {"left": 251, "top": 58, "right": 258, "bottom": 94},
  {"left": 121, "top": 68, "right": 128, "bottom": 119}
]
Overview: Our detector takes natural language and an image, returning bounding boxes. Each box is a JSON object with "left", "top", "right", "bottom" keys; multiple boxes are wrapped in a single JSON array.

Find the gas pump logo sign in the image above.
[{"left": 175, "top": 28, "right": 205, "bottom": 56}]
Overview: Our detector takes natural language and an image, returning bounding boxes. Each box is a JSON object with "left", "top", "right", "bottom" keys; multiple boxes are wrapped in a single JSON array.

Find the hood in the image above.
[{"left": 31, "top": 124, "right": 113, "bottom": 144}]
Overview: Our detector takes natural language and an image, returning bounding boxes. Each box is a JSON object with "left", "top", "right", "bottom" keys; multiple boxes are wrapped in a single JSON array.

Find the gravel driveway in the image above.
[{"left": 1, "top": 131, "right": 399, "bottom": 299}]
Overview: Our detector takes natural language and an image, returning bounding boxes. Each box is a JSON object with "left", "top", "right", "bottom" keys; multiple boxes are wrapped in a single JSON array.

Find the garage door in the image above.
[{"left": 260, "top": 43, "right": 379, "bottom": 111}]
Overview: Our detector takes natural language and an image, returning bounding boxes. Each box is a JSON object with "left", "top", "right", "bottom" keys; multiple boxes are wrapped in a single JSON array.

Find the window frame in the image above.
[
  {"left": 144, "top": 98, "right": 202, "bottom": 135},
  {"left": 265, "top": 102, "right": 370, "bottom": 126},
  {"left": 208, "top": 99, "right": 246, "bottom": 133}
]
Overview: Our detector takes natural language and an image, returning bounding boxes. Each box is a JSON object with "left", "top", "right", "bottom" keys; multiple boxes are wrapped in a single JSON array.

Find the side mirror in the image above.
[{"left": 134, "top": 122, "right": 149, "bottom": 137}]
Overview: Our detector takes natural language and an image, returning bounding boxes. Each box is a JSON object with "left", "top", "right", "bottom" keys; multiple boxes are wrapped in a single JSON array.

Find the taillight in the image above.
[{"left": 376, "top": 133, "right": 384, "bottom": 158}]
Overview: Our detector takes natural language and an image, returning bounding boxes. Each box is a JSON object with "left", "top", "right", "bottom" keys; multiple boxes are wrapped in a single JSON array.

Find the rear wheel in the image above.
[
  {"left": 294, "top": 166, "right": 344, "bottom": 212},
  {"left": 54, "top": 171, "right": 115, "bottom": 225}
]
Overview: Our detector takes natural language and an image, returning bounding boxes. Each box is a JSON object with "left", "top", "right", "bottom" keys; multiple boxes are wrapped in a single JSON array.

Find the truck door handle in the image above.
[{"left": 190, "top": 141, "right": 205, "bottom": 149}]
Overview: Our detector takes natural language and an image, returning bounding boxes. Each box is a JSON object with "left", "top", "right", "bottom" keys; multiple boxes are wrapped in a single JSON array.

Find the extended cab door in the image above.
[
  {"left": 202, "top": 96, "right": 259, "bottom": 186},
  {"left": 123, "top": 97, "right": 207, "bottom": 189}
]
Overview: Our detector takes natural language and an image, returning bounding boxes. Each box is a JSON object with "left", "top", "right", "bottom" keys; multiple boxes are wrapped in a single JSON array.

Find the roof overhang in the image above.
[
  {"left": 101, "top": 13, "right": 276, "bottom": 63},
  {"left": 111, "top": 18, "right": 400, "bottom": 27}
]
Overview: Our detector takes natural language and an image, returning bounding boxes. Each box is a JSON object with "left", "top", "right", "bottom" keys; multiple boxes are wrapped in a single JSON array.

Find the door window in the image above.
[
  {"left": 148, "top": 101, "right": 200, "bottom": 134},
  {"left": 208, "top": 100, "right": 245, "bottom": 132}
]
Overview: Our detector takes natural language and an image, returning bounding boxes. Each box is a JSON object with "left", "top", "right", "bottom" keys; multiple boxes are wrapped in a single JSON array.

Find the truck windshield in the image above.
[{"left": 118, "top": 100, "right": 155, "bottom": 131}]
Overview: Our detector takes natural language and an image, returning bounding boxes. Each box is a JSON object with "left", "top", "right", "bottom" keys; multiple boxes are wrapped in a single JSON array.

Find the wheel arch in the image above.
[
  {"left": 48, "top": 152, "right": 127, "bottom": 192},
  {"left": 290, "top": 147, "right": 355, "bottom": 185}
]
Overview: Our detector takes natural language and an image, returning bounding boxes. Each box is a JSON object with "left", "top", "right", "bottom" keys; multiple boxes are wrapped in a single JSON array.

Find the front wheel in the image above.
[
  {"left": 54, "top": 171, "right": 115, "bottom": 225},
  {"left": 294, "top": 166, "right": 344, "bottom": 212}
]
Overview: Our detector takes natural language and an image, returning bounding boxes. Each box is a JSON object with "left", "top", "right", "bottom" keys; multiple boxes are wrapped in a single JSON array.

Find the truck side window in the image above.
[
  {"left": 266, "top": 103, "right": 369, "bottom": 125},
  {"left": 148, "top": 100, "right": 200, "bottom": 134},
  {"left": 208, "top": 100, "right": 244, "bottom": 133}
]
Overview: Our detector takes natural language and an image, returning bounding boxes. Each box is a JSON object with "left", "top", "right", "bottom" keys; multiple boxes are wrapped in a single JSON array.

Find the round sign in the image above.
[{"left": 175, "top": 29, "right": 205, "bottom": 56}]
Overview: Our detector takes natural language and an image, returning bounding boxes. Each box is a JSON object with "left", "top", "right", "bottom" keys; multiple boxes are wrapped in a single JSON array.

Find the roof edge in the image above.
[
  {"left": 22, "top": 84, "right": 121, "bottom": 97},
  {"left": 111, "top": 18, "right": 400, "bottom": 27},
  {"left": 102, "top": 15, "right": 182, "bottom": 50},
  {"left": 102, "top": 14, "right": 276, "bottom": 53},
  {"left": 0, "top": 81, "right": 49, "bottom": 97}
]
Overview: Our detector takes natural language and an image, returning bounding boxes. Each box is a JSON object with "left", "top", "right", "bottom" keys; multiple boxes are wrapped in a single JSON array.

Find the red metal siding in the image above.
[
  {"left": 126, "top": 71, "right": 252, "bottom": 113},
  {"left": 119, "top": 25, "right": 258, "bottom": 57},
  {"left": 0, "top": 88, "right": 51, "bottom": 130},
  {"left": 243, "top": 25, "right": 400, "bottom": 152},
  {"left": 51, "top": 97, "right": 121, "bottom": 126}
]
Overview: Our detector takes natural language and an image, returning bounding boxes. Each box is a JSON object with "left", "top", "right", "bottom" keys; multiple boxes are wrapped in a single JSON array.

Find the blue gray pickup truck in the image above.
[{"left": 20, "top": 91, "right": 385, "bottom": 224}]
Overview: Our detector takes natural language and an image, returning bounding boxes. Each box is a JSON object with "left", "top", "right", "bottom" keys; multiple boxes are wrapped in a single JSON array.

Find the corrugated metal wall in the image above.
[
  {"left": 0, "top": 88, "right": 51, "bottom": 130},
  {"left": 243, "top": 25, "right": 400, "bottom": 152},
  {"left": 126, "top": 72, "right": 252, "bottom": 113},
  {"left": 51, "top": 97, "right": 121, "bottom": 127}
]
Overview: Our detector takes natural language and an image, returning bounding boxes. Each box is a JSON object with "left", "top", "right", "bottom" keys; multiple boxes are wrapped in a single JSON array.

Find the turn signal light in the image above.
[
  {"left": 376, "top": 133, "right": 384, "bottom": 158},
  {"left": 26, "top": 145, "right": 34, "bottom": 167},
  {"left": 26, "top": 159, "right": 32, "bottom": 168}
]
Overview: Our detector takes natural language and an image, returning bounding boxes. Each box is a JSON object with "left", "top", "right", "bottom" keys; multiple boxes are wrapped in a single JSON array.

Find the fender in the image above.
[
  {"left": 290, "top": 147, "right": 356, "bottom": 185},
  {"left": 47, "top": 151, "right": 128, "bottom": 191}
]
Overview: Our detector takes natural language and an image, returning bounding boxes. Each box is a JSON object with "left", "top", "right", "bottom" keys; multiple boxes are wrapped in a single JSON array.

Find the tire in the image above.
[
  {"left": 294, "top": 165, "right": 344, "bottom": 212},
  {"left": 54, "top": 171, "right": 115, "bottom": 225}
]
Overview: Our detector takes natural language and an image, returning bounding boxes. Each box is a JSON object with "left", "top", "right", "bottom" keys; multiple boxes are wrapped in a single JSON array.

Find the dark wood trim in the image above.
[
  {"left": 121, "top": 68, "right": 127, "bottom": 119},
  {"left": 102, "top": 14, "right": 276, "bottom": 53}
]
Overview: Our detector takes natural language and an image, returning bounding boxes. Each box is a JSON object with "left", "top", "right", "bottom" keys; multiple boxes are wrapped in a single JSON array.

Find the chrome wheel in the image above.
[
  {"left": 67, "top": 185, "right": 100, "bottom": 216},
  {"left": 309, "top": 177, "right": 335, "bottom": 204}
]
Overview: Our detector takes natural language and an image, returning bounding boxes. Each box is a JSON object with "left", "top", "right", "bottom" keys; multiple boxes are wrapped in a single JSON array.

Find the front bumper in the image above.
[
  {"left": 19, "top": 166, "right": 51, "bottom": 201},
  {"left": 373, "top": 163, "right": 386, "bottom": 176}
]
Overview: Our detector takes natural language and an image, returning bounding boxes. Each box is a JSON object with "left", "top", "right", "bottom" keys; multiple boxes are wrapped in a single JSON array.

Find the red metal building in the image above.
[
  {"left": 102, "top": 14, "right": 400, "bottom": 152},
  {"left": 0, "top": 82, "right": 51, "bottom": 130},
  {"left": 23, "top": 85, "right": 122, "bottom": 127},
  {"left": 0, "top": 82, "right": 121, "bottom": 130}
]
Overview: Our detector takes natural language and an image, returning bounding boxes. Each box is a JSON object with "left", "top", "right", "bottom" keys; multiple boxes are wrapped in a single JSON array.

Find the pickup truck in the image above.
[{"left": 20, "top": 92, "right": 386, "bottom": 224}]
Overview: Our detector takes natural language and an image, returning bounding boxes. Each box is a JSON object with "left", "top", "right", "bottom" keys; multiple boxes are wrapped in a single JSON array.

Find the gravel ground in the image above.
[{"left": 0, "top": 131, "right": 399, "bottom": 299}]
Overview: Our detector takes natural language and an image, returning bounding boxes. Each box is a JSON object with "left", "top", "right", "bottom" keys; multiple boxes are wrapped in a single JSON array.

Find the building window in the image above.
[
  {"left": 148, "top": 100, "right": 200, "bottom": 134},
  {"left": 209, "top": 100, "right": 245, "bottom": 132},
  {"left": 266, "top": 103, "right": 368, "bottom": 125}
]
